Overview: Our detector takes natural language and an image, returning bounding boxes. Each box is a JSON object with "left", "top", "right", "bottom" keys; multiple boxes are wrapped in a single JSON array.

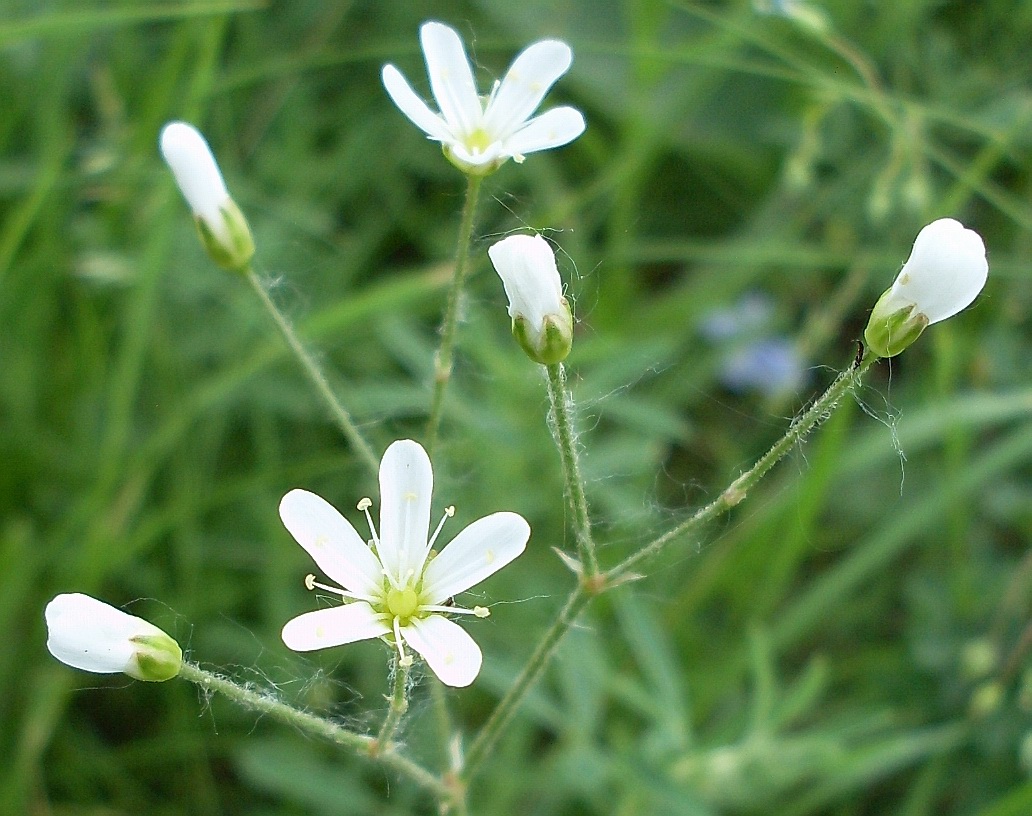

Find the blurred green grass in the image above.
[{"left": 3, "top": 0, "right": 1032, "bottom": 813}]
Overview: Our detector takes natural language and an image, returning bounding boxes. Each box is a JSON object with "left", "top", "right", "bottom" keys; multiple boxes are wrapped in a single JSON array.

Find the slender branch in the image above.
[
  {"left": 463, "top": 584, "right": 593, "bottom": 780},
  {"left": 546, "top": 363, "right": 600, "bottom": 577},
  {"left": 245, "top": 267, "right": 379, "bottom": 475},
  {"left": 178, "top": 662, "right": 448, "bottom": 799},
  {"left": 463, "top": 352, "right": 876, "bottom": 779},
  {"left": 426, "top": 175, "right": 483, "bottom": 454},
  {"left": 610, "top": 353, "right": 877, "bottom": 579},
  {"left": 374, "top": 655, "right": 411, "bottom": 752}
]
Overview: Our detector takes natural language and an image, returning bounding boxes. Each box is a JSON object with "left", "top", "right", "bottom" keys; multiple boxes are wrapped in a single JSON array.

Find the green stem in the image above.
[
  {"left": 610, "top": 353, "right": 877, "bottom": 579},
  {"left": 245, "top": 267, "right": 379, "bottom": 475},
  {"left": 375, "top": 655, "right": 410, "bottom": 751},
  {"left": 426, "top": 175, "right": 483, "bottom": 455},
  {"left": 464, "top": 352, "right": 876, "bottom": 780},
  {"left": 546, "top": 363, "right": 600, "bottom": 576},
  {"left": 463, "top": 584, "right": 594, "bottom": 780},
  {"left": 178, "top": 662, "right": 448, "bottom": 799}
]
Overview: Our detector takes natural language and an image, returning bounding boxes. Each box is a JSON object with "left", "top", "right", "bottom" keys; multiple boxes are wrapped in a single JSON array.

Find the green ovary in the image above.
[{"left": 386, "top": 587, "right": 420, "bottom": 622}]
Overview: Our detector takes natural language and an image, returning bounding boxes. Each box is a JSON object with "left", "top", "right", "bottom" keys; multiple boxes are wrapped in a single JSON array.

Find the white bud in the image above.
[
  {"left": 864, "top": 218, "right": 988, "bottom": 358},
  {"left": 487, "top": 234, "right": 573, "bottom": 365},
  {"left": 159, "top": 121, "right": 254, "bottom": 271},
  {"left": 45, "top": 593, "right": 182, "bottom": 682}
]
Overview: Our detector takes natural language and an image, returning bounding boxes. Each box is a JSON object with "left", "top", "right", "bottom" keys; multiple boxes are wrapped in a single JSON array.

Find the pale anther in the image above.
[
  {"left": 474, "top": 606, "right": 490, "bottom": 618},
  {"left": 357, "top": 497, "right": 372, "bottom": 511},
  {"left": 304, "top": 574, "right": 317, "bottom": 591}
]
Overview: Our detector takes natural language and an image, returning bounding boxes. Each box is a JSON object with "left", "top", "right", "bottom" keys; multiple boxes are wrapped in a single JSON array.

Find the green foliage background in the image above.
[{"left": 3, "top": 0, "right": 1032, "bottom": 813}]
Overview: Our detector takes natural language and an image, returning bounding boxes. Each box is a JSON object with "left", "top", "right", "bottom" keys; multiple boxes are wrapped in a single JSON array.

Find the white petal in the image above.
[
  {"left": 403, "top": 615, "right": 483, "bottom": 687},
  {"left": 281, "top": 602, "right": 390, "bottom": 652},
  {"left": 279, "top": 489, "right": 383, "bottom": 597},
  {"left": 378, "top": 440, "right": 433, "bottom": 586},
  {"left": 487, "top": 234, "right": 565, "bottom": 341},
  {"left": 887, "top": 218, "right": 988, "bottom": 324},
  {"left": 159, "top": 122, "right": 231, "bottom": 230},
  {"left": 422, "top": 512, "right": 529, "bottom": 603},
  {"left": 420, "top": 21, "right": 483, "bottom": 137},
  {"left": 482, "top": 40, "right": 573, "bottom": 138},
  {"left": 501, "top": 107, "right": 586, "bottom": 159},
  {"left": 45, "top": 593, "right": 164, "bottom": 674},
  {"left": 382, "top": 64, "right": 453, "bottom": 142}
]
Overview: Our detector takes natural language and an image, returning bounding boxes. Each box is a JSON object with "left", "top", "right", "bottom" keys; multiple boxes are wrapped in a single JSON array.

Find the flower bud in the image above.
[
  {"left": 45, "top": 593, "right": 182, "bottom": 682},
  {"left": 864, "top": 218, "right": 987, "bottom": 358},
  {"left": 487, "top": 234, "right": 574, "bottom": 365},
  {"left": 160, "top": 121, "right": 255, "bottom": 272}
]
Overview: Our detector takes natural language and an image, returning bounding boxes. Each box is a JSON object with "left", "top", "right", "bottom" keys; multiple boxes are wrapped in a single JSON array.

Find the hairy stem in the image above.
[
  {"left": 375, "top": 654, "right": 411, "bottom": 752},
  {"left": 426, "top": 175, "right": 483, "bottom": 454},
  {"left": 245, "top": 268, "right": 379, "bottom": 475},
  {"left": 463, "top": 584, "right": 593, "bottom": 779},
  {"left": 464, "top": 352, "right": 875, "bottom": 778},
  {"left": 546, "top": 363, "right": 600, "bottom": 576},
  {"left": 611, "top": 353, "right": 877, "bottom": 578},
  {"left": 178, "top": 662, "right": 448, "bottom": 799}
]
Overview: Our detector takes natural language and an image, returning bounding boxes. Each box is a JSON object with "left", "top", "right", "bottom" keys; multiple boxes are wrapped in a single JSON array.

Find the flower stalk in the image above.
[
  {"left": 244, "top": 267, "right": 380, "bottom": 476},
  {"left": 177, "top": 662, "right": 450, "bottom": 799},
  {"left": 610, "top": 352, "right": 877, "bottom": 579},
  {"left": 374, "top": 654, "right": 411, "bottom": 754},
  {"left": 545, "top": 363, "right": 599, "bottom": 577},
  {"left": 426, "top": 175, "right": 482, "bottom": 453}
]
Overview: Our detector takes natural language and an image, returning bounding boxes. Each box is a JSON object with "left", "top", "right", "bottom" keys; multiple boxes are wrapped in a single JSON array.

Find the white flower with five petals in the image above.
[
  {"left": 280, "top": 439, "right": 529, "bottom": 687},
  {"left": 382, "top": 21, "right": 586, "bottom": 175}
]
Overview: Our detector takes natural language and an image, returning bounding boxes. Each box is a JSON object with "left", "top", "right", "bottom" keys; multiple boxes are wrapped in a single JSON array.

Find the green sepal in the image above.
[
  {"left": 194, "top": 199, "right": 255, "bottom": 273},
  {"left": 863, "top": 291, "right": 929, "bottom": 358},
  {"left": 126, "top": 632, "right": 183, "bottom": 682},
  {"left": 442, "top": 144, "right": 503, "bottom": 177},
  {"left": 512, "top": 299, "right": 574, "bottom": 365}
]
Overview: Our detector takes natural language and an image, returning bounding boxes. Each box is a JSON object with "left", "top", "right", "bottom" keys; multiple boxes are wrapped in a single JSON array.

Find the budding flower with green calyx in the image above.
[
  {"left": 160, "top": 121, "right": 255, "bottom": 272},
  {"left": 488, "top": 234, "right": 574, "bottom": 365},
  {"left": 45, "top": 593, "right": 183, "bottom": 682},
  {"left": 864, "top": 218, "right": 988, "bottom": 358}
]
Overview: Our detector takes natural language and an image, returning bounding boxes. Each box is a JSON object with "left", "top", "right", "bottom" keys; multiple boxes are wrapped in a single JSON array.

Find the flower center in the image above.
[
  {"left": 386, "top": 587, "right": 419, "bottom": 622},
  {"left": 464, "top": 127, "right": 495, "bottom": 155}
]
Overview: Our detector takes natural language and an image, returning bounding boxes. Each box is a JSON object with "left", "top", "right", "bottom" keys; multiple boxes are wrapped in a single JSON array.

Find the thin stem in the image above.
[
  {"left": 375, "top": 654, "right": 411, "bottom": 751},
  {"left": 610, "top": 353, "right": 878, "bottom": 579},
  {"left": 426, "top": 175, "right": 483, "bottom": 454},
  {"left": 245, "top": 267, "right": 379, "bottom": 475},
  {"left": 178, "top": 662, "right": 448, "bottom": 799},
  {"left": 463, "top": 585, "right": 593, "bottom": 780},
  {"left": 463, "top": 352, "right": 876, "bottom": 780},
  {"left": 546, "top": 363, "right": 600, "bottom": 576}
]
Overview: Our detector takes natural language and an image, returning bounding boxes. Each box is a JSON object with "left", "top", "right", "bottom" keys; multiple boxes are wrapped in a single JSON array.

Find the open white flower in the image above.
[
  {"left": 159, "top": 121, "right": 254, "bottom": 270},
  {"left": 280, "top": 439, "right": 529, "bottom": 687},
  {"left": 382, "top": 21, "right": 586, "bottom": 175},
  {"left": 864, "top": 218, "right": 988, "bottom": 357},
  {"left": 488, "top": 234, "right": 573, "bottom": 364},
  {"left": 45, "top": 593, "right": 182, "bottom": 682}
]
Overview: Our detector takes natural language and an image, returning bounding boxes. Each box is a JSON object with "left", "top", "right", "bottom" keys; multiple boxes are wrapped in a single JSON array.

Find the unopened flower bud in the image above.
[
  {"left": 487, "top": 234, "right": 574, "bottom": 365},
  {"left": 45, "top": 593, "right": 182, "bottom": 682},
  {"left": 864, "top": 218, "right": 987, "bottom": 358},
  {"left": 160, "top": 121, "right": 255, "bottom": 272}
]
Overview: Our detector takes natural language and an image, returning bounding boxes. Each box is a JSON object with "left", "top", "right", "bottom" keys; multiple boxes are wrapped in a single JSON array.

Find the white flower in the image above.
[
  {"left": 382, "top": 21, "right": 586, "bottom": 175},
  {"left": 159, "top": 121, "right": 254, "bottom": 270},
  {"left": 488, "top": 234, "right": 573, "bottom": 364},
  {"left": 280, "top": 439, "right": 529, "bottom": 687},
  {"left": 45, "top": 593, "right": 182, "bottom": 681},
  {"left": 864, "top": 218, "right": 988, "bottom": 357}
]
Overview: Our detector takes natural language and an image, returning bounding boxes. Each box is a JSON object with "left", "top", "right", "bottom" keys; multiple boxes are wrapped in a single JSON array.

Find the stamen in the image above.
[
  {"left": 428, "top": 505, "right": 455, "bottom": 549},
  {"left": 304, "top": 574, "right": 371, "bottom": 603},
  {"left": 357, "top": 497, "right": 379, "bottom": 548},
  {"left": 393, "top": 617, "right": 412, "bottom": 667},
  {"left": 423, "top": 603, "right": 490, "bottom": 618}
]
